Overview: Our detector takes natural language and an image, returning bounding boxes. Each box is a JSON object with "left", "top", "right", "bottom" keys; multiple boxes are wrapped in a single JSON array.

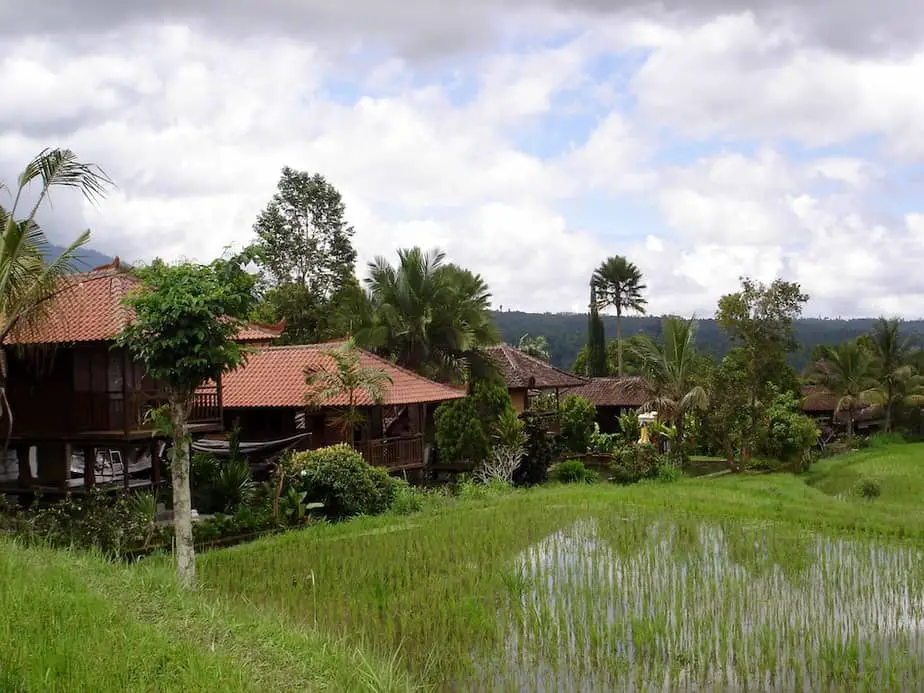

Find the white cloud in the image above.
[{"left": 2, "top": 3, "right": 924, "bottom": 321}]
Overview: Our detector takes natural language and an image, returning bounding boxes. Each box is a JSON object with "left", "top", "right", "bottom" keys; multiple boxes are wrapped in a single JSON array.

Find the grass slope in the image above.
[{"left": 0, "top": 541, "right": 418, "bottom": 692}]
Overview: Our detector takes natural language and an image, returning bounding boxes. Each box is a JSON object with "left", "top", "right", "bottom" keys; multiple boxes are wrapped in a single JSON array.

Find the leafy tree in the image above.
[
  {"left": 559, "top": 394, "right": 597, "bottom": 453},
  {"left": 0, "top": 149, "right": 111, "bottom": 448},
  {"left": 630, "top": 317, "right": 709, "bottom": 451},
  {"left": 586, "top": 284, "right": 607, "bottom": 377},
  {"left": 362, "top": 247, "right": 498, "bottom": 382},
  {"left": 249, "top": 168, "right": 357, "bottom": 343},
  {"left": 716, "top": 277, "right": 808, "bottom": 461},
  {"left": 517, "top": 333, "right": 550, "bottom": 362},
  {"left": 700, "top": 349, "right": 752, "bottom": 469},
  {"left": 866, "top": 317, "right": 920, "bottom": 433},
  {"left": 305, "top": 338, "right": 393, "bottom": 446},
  {"left": 592, "top": 256, "right": 647, "bottom": 376},
  {"left": 118, "top": 254, "right": 256, "bottom": 588},
  {"left": 807, "top": 340, "right": 879, "bottom": 438},
  {"left": 759, "top": 389, "right": 820, "bottom": 471}
]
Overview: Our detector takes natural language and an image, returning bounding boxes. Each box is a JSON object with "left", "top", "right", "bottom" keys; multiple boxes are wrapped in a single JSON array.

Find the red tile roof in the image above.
[
  {"left": 569, "top": 377, "right": 648, "bottom": 407},
  {"left": 235, "top": 320, "right": 286, "bottom": 343},
  {"left": 222, "top": 342, "right": 468, "bottom": 408},
  {"left": 7, "top": 261, "right": 285, "bottom": 347},
  {"left": 7, "top": 263, "right": 137, "bottom": 345},
  {"left": 485, "top": 344, "right": 586, "bottom": 389}
]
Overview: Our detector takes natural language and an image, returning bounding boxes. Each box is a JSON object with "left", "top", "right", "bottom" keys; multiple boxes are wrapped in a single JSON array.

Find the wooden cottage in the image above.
[
  {"left": 568, "top": 377, "right": 648, "bottom": 433},
  {"left": 483, "top": 344, "right": 586, "bottom": 413},
  {"left": 220, "top": 342, "right": 467, "bottom": 471},
  {"left": 800, "top": 385, "right": 882, "bottom": 432},
  {"left": 0, "top": 261, "right": 285, "bottom": 495}
]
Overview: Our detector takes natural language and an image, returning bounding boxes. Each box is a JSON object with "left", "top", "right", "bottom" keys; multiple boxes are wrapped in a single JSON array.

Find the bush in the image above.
[
  {"left": 513, "top": 412, "right": 557, "bottom": 486},
  {"left": 290, "top": 444, "right": 398, "bottom": 520},
  {"left": 618, "top": 410, "right": 642, "bottom": 445},
  {"left": 759, "top": 391, "right": 820, "bottom": 464},
  {"left": 549, "top": 459, "right": 597, "bottom": 484},
  {"left": 388, "top": 480, "right": 426, "bottom": 515},
  {"left": 559, "top": 394, "right": 597, "bottom": 453},
  {"left": 588, "top": 423, "right": 620, "bottom": 454},
  {"left": 656, "top": 461, "right": 684, "bottom": 484},
  {"left": 609, "top": 443, "right": 660, "bottom": 485},
  {"left": 434, "top": 398, "right": 490, "bottom": 464},
  {"left": 854, "top": 478, "right": 881, "bottom": 500}
]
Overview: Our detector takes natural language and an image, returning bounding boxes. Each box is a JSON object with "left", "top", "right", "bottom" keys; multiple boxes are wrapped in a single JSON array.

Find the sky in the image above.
[{"left": 2, "top": 0, "right": 924, "bottom": 318}]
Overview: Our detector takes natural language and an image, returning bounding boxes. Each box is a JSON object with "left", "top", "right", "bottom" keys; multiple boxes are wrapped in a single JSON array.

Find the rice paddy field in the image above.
[{"left": 7, "top": 442, "right": 924, "bottom": 691}]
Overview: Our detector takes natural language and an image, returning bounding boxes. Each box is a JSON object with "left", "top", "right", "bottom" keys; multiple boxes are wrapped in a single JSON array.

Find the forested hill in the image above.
[{"left": 491, "top": 311, "right": 924, "bottom": 371}]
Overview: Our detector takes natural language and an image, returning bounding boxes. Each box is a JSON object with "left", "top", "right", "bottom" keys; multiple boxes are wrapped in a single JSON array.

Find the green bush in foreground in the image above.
[
  {"left": 290, "top": 444, "right": 397, "bottom": 519},
  {"left": 549, "top": 459, "right": 598, "bottom": 484},
  {"left": 854, "top": 477, "right": 882, "bottom": 500}
]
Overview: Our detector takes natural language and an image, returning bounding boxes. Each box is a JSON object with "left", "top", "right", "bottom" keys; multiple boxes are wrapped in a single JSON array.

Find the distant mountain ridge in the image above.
[
  {"left": 491, "top": 310, "right": 923, "bottom": 372},
  {"left": 43, "top": 243, "right": 113, "bottom": 272}
]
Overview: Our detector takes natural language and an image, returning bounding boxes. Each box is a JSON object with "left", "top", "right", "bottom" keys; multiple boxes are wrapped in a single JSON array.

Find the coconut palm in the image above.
[
  {"left": 362, "top": 247, "right": 498, "bottom": 383},
  {"left": 0, "top": 148, "right": 111, "bottom": 447},
  {"left": 808, "top": 340, "right": 879, "bottom": 438},
  {"left": 865, "top": 318, "right": 921, "bottom": 432},
  {"left": 517, "top": 333, "right": 550, "bottom": 362},
  {"left": 305, "top": 337, "right": 393, "bottom": 446},
  {"left": 592, "top": 256, "right": 647, "bottom": 376},
  {"left": 629, "top": 317, "right": 708, "bottom": 447}
]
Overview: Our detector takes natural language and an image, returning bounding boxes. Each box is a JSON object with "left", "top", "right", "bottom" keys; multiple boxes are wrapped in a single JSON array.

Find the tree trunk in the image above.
[
  {"left": 169, "top": 397, "right": 196, "bottom": 589},
  {"left": 616, "top": 307, "right": 623, "bottom": 377},
  {"left": 846, "top": 412, "right": 854, "bottom": 439}
]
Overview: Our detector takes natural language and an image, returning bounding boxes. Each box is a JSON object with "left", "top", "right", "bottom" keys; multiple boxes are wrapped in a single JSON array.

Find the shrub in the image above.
[
  {"left": 559, "top": 394, "right": 597, "bottom": 453},
  {"left": 549, "top": 459, "right": 597, "bottom": 484},
  {"left": 589, "top": 423, "right": 620, "bottom": 454},
  {"left": 212, "top": 456, "right": 256, "bottom": 513},
  {"left": 759, "top": 391, "right": 820, "bottom": 464},
  {"left": 513, "top": 413, "right": 557, "bottom": 486},
  {"left": 656, "top": 461, "right": 684, "bottom": 484},
  {"left": 290, "top": 444, "right": 398, "bottom": 520},
  {"left": 609, "top": 443, "right": 660, "bottom": 485},
  {"left": 388, "top": 479, "right": 427, "bottom": 515},
  {"left": 474, "top": 444, "right": 525, "bottom": 484},
  {"left": 854, "top": 478, "right": 881, "bottom": 500},
  {"left": 618, "top": 409, "right": 642, "bottom": 445},
  {"left": 434, "top": 398, "right": 490, "bottom": 464}
]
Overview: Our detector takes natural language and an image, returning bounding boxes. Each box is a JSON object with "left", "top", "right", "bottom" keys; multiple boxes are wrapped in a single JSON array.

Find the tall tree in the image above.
[
  {"left": 716, "top": 277, "right": 808, "bottom": 462},
  {"left": 249, "top": 168, "right": 357, "bottom": 343},
  {"left": 0, "top": 149, "right": 112, "bottom": 449},
  {"left": 586, "top": 283, "right": 607, "bottom": 377},
  {"left": 630, "top": 316, "right": 709, "bottom": 447},
  {"left": 305, "top": 338, "right": 392, "bottom": 446},
  {"left": 362, "top": 247, "right": 498, "bottom": 383},
  {"left": 592, "top": 256, "right": 647, "bottom": 376},
  {"left": 118, "top": 254, "right": 256, "bottom": 588},
  {"left": 807, "top": 340, "right": 878, "bottom": 438},
  {"left": 866, "top": 317, "right": 918, "bottom": 433}
]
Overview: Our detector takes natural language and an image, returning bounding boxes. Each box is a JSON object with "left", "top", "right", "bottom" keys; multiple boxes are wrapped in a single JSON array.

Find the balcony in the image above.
[{"left": 353, "top": 434, "right": 425, "bottom": 471}]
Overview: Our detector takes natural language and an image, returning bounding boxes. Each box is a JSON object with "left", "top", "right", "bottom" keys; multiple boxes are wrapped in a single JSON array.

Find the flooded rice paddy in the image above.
[{"left": 484, "top": 518, "right": 924, "bottom": 691}]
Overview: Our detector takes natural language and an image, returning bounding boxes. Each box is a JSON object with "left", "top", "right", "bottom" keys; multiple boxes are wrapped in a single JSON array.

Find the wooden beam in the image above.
[{"left": 82, "top": 446, "right": 96, "bottom": 487}]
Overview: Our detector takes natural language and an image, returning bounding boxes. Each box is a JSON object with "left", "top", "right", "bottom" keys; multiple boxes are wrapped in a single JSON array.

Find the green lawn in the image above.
[{"left": 5, "top": 442, "right": 924, "bottom": 690}]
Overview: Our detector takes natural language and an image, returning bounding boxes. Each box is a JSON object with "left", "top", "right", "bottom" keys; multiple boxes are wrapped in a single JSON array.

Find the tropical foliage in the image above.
[
  {"left": 516, "top": 333, "right": 550, "bottom": 362},
  {"left": 592, "top": 256, "right": 647, "bottom": 376},
  {"left": 559, "top": 394, "right": 597, "bottom": 453},
  {"left": 361, "top": 247, "right": 498, "bottom": 383},
  {"left": 807, "top": 340, "right": 879, "bottom": 438},
  {"left": 304, "top": 338, "right": 392, "bottom": 445},
  {"left": 630, "top": 317, "right": 709, "bottom": 447}
]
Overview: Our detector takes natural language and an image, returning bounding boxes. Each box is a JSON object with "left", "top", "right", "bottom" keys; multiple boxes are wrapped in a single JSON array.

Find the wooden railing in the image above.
[
  {"left": 67, "top": 389, "right": 222, "bottom": 434},
  {"left": 353, "top": 435, "right": 424, "bottom": 471}
]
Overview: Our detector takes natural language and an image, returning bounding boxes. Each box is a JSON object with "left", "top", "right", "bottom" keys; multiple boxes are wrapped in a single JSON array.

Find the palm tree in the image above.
[
  {"left": 517, "top": 333, "right": 550, "bottom": 362},
  {"left": 629, "top": 317, "right": 708, "bottom": 447},
  {"left": 305, "top": 338, "right": 393, "bottom": 446},
  {"left": 808, "top": 340, "right": 879, "bottom": 438},
  {"left": 362, "top": 247, "right": 498, "bottom": 383},
  {"left": 865, "top": 318, "right": 920, "bottom": 433},
  {"left": 592, "top": 256, "right": 647, "bottom": 377},
  {"left": 0, "top": 149, "right": 111, "bottom": 448}
]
